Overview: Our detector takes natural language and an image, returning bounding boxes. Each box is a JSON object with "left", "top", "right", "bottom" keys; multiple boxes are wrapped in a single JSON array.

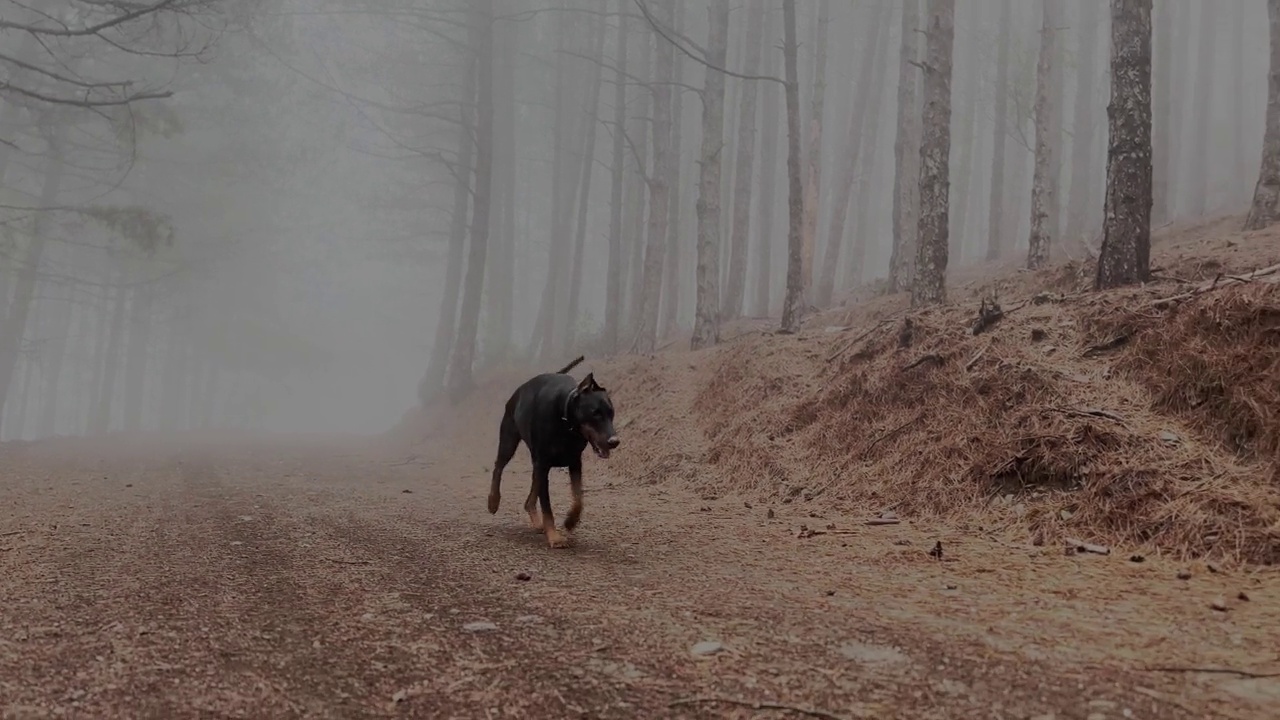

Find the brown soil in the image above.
[{"left": 3, "top": 216, "right": 1280, "bottom": 719}]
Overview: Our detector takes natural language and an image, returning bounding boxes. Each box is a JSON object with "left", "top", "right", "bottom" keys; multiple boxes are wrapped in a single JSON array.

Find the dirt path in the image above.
[{"left": 1, "top": 433, "right": 1276, "bottom": 719}]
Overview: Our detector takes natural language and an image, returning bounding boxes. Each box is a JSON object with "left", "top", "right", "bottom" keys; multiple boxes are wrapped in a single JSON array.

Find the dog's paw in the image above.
[
  {"left": 487, "top": 493, "right": 501, "bottom": 514},
  {"left": 546, "top": 528, "right": 570, "bottom": 549},
  {"left": 564, "top": 506, "right": 582, "bottom": 531},
  {"left": 527, "top": 510, "right": 543, "bottom": 531}
]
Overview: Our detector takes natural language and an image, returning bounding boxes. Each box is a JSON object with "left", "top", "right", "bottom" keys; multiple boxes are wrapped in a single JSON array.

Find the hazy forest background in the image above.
[{"left": 0, "top": 0, "right": 1275, "bottom": 440}]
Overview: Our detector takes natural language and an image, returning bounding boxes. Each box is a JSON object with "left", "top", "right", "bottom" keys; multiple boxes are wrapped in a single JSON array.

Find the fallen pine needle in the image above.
[
  {"left": 1141, "top": 666, "right": 1280, "bottom": 679},
  {"left": 668, "top": 695, "right": 852, "bottom": 720}
]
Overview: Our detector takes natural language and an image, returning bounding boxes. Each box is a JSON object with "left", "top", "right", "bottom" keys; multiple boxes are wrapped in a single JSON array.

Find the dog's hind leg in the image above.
[
  {"left": 488, "top": 413, "right": 520, "bottom": 514},
  {"left": 523, "top": 471, "right": 542, "bottom": 531},
  {"left": 533, "top": 462, "right": 568, "bottom": 549},
  {"left": 564, "top": 458, "right": 584, "bottom": 531}
]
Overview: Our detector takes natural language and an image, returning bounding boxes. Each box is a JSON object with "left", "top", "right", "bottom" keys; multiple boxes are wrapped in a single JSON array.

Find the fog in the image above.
[{"left": 0, "top": 0, "right": 1269, "bottom": 438}]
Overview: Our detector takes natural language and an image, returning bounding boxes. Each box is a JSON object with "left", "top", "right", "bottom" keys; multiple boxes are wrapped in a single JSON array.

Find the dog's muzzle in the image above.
[{"left": 591, "top": 435, "right": 620, "bottom": 459}]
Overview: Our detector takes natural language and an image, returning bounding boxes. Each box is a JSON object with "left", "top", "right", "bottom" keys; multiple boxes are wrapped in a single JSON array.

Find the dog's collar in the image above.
[{"left": 561, "top": 387, "right": 580, "bottom": 425}]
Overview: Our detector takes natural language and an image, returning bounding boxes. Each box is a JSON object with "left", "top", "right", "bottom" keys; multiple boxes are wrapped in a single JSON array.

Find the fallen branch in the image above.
[
  {"left": 965, "top": 342, "right": 992, "bottom": 372},
  {"left": 826, "top": 319, "right": 892, "bottom": 362},
  {"left": 971, "top": 298, "right": 1004, "bottom": 335},
  {"left": 668, "top": 695, "right": 852, "bottom": 720},
  {"left": 1140, "top": 666, "right": 1280, "bottom": 679},
  {"left": 1083, "top": 333, "right": 1131, "bottom": 357},
  {"left": 1150, "top": 262, "right": 1280, "bottom": 308},
  {"left": 865, "top": 518, "right": 901, "bottom": 526},
  {"left": 0, "top": 530, "right": 24, "bottom": 537},
  {"left": 902, "top": 353, "right": 943, "bottom": 371},
  {"left": 1065, "top": 538, "right": 1111, "bottom": 555},
  {"left": 1049, "top": 407, "right": 1125, "bottom": 424}
]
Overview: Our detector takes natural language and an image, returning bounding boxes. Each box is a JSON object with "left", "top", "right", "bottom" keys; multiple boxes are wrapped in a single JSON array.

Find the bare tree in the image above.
[
  {"left": 633, "top": 0, "right": 675, "bottom": 353},
  {"left": 818, "top": 1, "right": 890, "bottom": 306},
  {"left": 890, "top": 0, "right": 924, "bottom": 289},
  {"left": 779, "top": 0, "right": 807, "bottom": 332},
  {"left": 800, "top": 0, "right": 830, "bottom": 304},
  {"left": 1027, "top": 0, "right": 1062, "bottom": 270},
  {"left": 604, "top": 1, "right": 630, "bottom": 352},
  {"left": 1245, "top": 0, "right": 1280, "bottom": 231},
  {"left": 722, "top": 0, "right": 766, "bottom": 322},
  {"left": 1096, "top": 0, "right": 1154, "bottom": 290},
  {"left": 753, "top": 10, "right": 782, "bottom": 317},
  {"left": 690, "top": 0, "right": 731, "bottom": 350},
  {"left": 660, "top": 4, "right": 687, "bottom": 339},
  {"left": 447, "top": 0, "right": 495, "bottom": 400},
  {"left": 419, "top": 60, "right": 476, "bottom": 407},
  {"left": 984, "top": 0, "right": 1013, "bottom": 263},
  {"left": 912, "top": 0, "right": 956, "bottom": 308}
]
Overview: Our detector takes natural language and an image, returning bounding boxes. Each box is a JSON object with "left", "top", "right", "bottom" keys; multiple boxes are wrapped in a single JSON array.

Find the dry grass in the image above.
[{"left": 400, "top": 214, "right": 1280, "bottom": 566}]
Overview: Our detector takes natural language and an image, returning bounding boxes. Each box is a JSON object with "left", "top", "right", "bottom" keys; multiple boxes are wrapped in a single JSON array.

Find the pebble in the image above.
[
  {"left": 690, "top": 641, "right": 724, "bottom": 657},
  {"left": 515, "top": 571, "right": 531, "bottom": 581},
  {"left": 515, "top": 615, "right": 542, "bottom": 624},
  {"left": 463, "top": 621, "right": 499, "bottom": 633}
]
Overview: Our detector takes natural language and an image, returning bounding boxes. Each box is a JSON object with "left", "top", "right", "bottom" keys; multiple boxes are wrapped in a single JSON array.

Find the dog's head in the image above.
[{"left": 568, "top": 373, "right": 619, "bottom": 459}]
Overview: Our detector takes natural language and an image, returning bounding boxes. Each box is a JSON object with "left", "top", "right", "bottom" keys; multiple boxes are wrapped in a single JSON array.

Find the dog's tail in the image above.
[{"left": 556, "top": 355, "right": 585, "bottom": 375}]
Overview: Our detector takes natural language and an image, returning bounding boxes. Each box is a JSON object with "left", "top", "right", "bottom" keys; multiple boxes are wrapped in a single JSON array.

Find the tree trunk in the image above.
[
  {"left": 624, "top": 28, "right": 655, "bottom": 327},
  {"left": 418, "top": 57, "right": 476, "bottom": 406},
  {"left": 660, "top": 4, "right": 686, "bottom": 339},
  {"left": 121, "top": 280, "right": 155, "bottom": 433},
  {"left": 752, "top": 9, "right": 781, "bottom": 317},
  {"left": 891, "top": 0, "right": 925, "bottom": 289},
  {"left": 1152, "top": 0, "right": 1173, "bottom": 224},
  {"left": 565, "top": 13, "right": 608, "bottom": 353},
  {"left": 779, "top": 0, "right": 807, "bottom": 333},
  {"left": 1065, "top": 0, "right": 1104, "bottom": 245},
  {"left": 1246, "top": 0, "right": 1280, "bottom": 231},
  {"left": 841, "top": 2, "right": 895, "bottom": 293},
  {"left": 799, "top": 0, "right": 830, "bottom": 305},
  {"left": 605, "top": 0, "right": 630, "bottom": 353},
  {"left": 0, "top": 134, "right": 64, "bottom": 435},
  {"left": 949, "top": 19, "right": 981, "bottom": 263},
  {"left": 92, "top": 268, "right": 131, "bottom": 435},
  {"left": 912, "top": 0, "right": 956, "bottom": 308},
  {"left": 984, "top": 0, "right": 1013, "bottom": 262},
  {"left": 633, "top": 0, "right": 675, "bottom": 353},
  {"left": 690, "top": 0, "right": 731, "bottom": 350},
  {"left": 817, "top": 1, "right": 890, "bottom": 306},
  {"left": 36, "top": 289, "right": 74, "bottom": 438},
  {"left": 1027, "top": 0, "right": 1062, "bottom": 270},
  {"left": 447, "top": 0, "right": 495, "bottom": 400},
  {"left": 1185, "top": 0, "right": 1215, "bottom": 217},
  {"left": 721, "top": 0, "right": 765, "bottom": 322},
  {"left": 486, "top": 8, "right": 517, "bottom": 362},
  {"left": 1095, "top": 0, "right": 1154, "bottom": 289}
]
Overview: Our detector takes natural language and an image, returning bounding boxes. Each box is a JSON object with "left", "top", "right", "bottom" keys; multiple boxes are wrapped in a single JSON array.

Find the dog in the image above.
[{"left": 487, "top": 356, "right": 619, "bottom": 548}]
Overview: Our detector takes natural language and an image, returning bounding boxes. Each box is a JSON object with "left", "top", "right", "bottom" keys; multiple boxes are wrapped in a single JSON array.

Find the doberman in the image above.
[{"left": 487, "top": 356, "right": 620, "bottom": 548}]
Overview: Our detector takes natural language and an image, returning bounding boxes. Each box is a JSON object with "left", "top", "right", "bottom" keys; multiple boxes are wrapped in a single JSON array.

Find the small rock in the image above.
[
  {"left": 360, "top": 613, "right": 376, "bottom": 622},
  {"left": 944, "top": 583, "right": 958, "bottom": 591},
  {"left": 1207, "top": 561, "right": 1222, "bottom": 574},
  {"left": 392, "top": 689, "right": 409, "bottom": 704},
  {"left": 230, "top": 541, "right": 244, "bottom": 546},
  {"left": 1177, "top": 570, "right": 1192, "bottom": 580},
  {"left": 1129, "top": 554, "right": 1145, "bottom": 563},
  {"left": 1211, "top": 598, "right": 1228, "bottom": 612},
  {"left": 1030, "top": 328, "right": 1047, "bottom": 342},
  {"left": 825, "top": 590, "right": 835, "bottom": 596},
  {"left": 1158, "top": 430, "right": 1181, "bottom": 444},
  {"left": 463, "top": 621, "right": 499, "bottom": 633},
  {"left": 699, "top": 506, "right": 711, "bottom": 512},
  {"left": 515, "top": 615, "right": 542, "bottom": 624},
  {"left": 1059, "top": 508, "right": 1074, "bottom": 521},
  {"left": 1238, "top": 591, "right": 1250, "bottom": 602},
  {"left": 125, "top": 483, "right": 133, "bottom": 488},
  {"left": 236, "top": 515, "right": 254, "bottom": 522},
  {"left": 743, "top": 501, "right": 752, "bottom": 509},
  {"left": 894, "top": 539, "right": 912, "bottom": 546},
  {"left": 766, "top": 508, "right": 775, "bottom": 519},
  {"left": 515, "top": 571, "right": 532, "bottom": 582},
  {"left": 401, "top": 489, "right": 413, "bottom": 494},
  {"left": 690, "top": 641, "right": 724, "bottom": 657}
]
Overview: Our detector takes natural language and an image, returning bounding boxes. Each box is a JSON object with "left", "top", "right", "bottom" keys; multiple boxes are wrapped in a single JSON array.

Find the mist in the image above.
[{"left": 0, "top": 0, "right": 1271, "bottom": 438}]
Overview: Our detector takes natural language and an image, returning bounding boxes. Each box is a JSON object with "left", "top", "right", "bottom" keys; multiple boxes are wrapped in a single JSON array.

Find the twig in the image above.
[
  {"left": 825, "top": 319, "right": 892, "bottom": 362},
  {"left": 860, "top": 412, "right": 924, "bottom": 458},
  {"left": 1082, "top": 333, "right": 1131, "bottom": 357},
  {"left": 1064, "top": 538, "right": 1111, "bottom": 555},
  {"left": 1141, "top": 666, "right": 1280, "bottom": 679},
  {"left": 1048, "top": 407, "right": 1126, "bottom": 423},
  {"left": 965, "top": 342, "right": 991, "bottom": 372},
  {"left": 0, "top": 530, "right": 24, "bottom": 537},
  {"left": 668, "top": 695, "right": 851, "bottom": 720},
  {"left": 865, "top": 518, "right": 901, "bottom": 526},
  {"left": 1150, "top": 261, "right": 1280, "bottom": 308},
  {"left": 326, "top": 558, "right": 372, "bottom": 566},
  {"left": 902, "top": 353, "right": 943, "bottom": 371}
]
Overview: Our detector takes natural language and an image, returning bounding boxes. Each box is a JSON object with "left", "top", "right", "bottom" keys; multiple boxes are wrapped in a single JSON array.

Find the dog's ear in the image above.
[{"left": 577, "top": 373, "right": 603, "bottom": 393}]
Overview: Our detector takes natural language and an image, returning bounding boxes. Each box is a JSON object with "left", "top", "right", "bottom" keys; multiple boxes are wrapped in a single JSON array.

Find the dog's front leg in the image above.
[
  {"left": 532, "top": 462, "right": 568, "bottom": 549},
  {"left": 564, "top": 458, "right": 584, "bottom": 531}
]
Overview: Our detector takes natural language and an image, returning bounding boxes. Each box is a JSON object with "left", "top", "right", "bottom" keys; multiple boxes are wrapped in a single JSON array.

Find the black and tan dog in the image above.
[{"left": 487, "top": 356, "right": 619, "bottom": 548}]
